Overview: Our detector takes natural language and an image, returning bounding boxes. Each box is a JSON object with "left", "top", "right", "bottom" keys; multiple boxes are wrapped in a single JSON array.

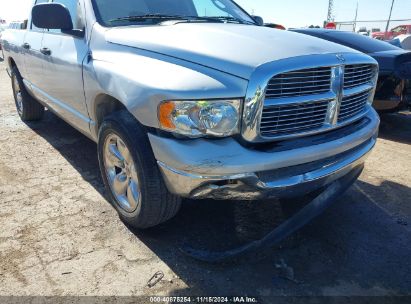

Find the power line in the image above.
[{"left": 337, "top": 18, "right": 411, "bottom": 23}]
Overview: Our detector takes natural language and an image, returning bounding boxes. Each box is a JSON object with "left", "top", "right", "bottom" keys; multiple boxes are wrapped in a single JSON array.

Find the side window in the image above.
[
  {"left": 31, "top": 0, "right": 49, "bottom": 31},
  {"left": 393, "top": 26, "right": 405, "bottom": 33},
  {"left": 50, "top": 0, "right": 84, "bottom": 33}
]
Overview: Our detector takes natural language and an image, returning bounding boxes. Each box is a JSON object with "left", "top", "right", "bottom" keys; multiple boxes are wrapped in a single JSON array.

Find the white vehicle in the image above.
[
  {"left": 8, "top": 21, "right": 26, "bottom": 30},
  {"left": 357, "top": 27, "right": 369, "bottom": 36}
]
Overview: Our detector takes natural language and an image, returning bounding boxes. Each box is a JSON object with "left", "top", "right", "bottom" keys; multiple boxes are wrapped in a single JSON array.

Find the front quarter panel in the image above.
[{"left": 83, "top": 41, "right": 248, "bottom": 139}]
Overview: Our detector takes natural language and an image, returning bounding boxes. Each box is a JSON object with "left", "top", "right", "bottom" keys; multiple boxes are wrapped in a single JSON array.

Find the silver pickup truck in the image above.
[{"left": 1, "top": 0, "right": 380, "bottom": 229}]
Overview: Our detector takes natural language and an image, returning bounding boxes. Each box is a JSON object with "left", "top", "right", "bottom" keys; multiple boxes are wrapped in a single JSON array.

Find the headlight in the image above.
[{"left": 158, "top": 99, "right": 242, "bottom": 137}]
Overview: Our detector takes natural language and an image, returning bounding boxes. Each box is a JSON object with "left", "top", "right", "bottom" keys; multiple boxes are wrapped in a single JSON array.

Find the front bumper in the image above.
[{"left": 149, "top": 109, "right": 380, "bottom": 200}]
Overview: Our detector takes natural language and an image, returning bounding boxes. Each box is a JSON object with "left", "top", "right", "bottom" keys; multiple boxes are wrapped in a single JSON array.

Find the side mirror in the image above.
[
  {"left": 252, "top": 16, "right": 264, "bottom": 26},
  {"left": 32, "top": 3, "right": 73, "bottom": 30}
]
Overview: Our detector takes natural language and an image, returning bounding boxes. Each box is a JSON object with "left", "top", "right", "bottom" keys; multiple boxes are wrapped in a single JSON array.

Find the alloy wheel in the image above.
[{"left": 103, "top": 134, "right": 141, "bottom": 213}]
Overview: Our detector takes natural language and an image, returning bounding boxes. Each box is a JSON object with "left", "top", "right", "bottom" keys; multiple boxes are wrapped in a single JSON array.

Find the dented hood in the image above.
[{"left": 105, "top": 23, "right": 359, "bottom": 79}]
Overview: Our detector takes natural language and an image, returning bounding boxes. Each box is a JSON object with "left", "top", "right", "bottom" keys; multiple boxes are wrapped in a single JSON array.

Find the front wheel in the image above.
[{"left": 97, "top": 110, "right": 181, "bottom": 229}]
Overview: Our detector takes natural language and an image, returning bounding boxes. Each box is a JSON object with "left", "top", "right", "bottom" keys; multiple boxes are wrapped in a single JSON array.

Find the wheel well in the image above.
[
  {"left": 8, "top": 57, "right": 17, "bottom": 70},
  {"left": 94, "top": 95, "right": 127, "bottom": 130}
]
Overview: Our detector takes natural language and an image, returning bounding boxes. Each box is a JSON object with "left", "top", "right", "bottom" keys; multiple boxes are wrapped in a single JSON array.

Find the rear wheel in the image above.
[
  {"left": 98, "top": 110, "right": 181, "bottom": 229},
  {"left": 11, "top": 66, "right": 44, "bottom": 121}
]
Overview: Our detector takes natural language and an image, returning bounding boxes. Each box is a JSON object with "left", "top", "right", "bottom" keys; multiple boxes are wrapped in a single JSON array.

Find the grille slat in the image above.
[
  {"left": 340, "top": 92, "right": 369, "bottom": 107},
  {"left": 345, "top": 68, "right": 373, "bottom": 74},
  {"left": 341, "top": 101, "right": 366, "bottom": 112},
  {"left": 263, "top": 104, "right": 327, "bottom": 112},
  {"left": 341, "top": 93, "right": 369, "bottom": 104},
  {"left": 344, "top": 72, "right": 374, "bottom": 81},
  {"left": 271, "top": 72, "right": 331, "bottom": 78},
  {"left": 261, "top": 122, "right": 325, "bottom": 135},
  {"left": 340, "top": 98, "right": 368, "bottom": 111},
  {"left": 261, "top": 117, "right": 326, "bottom": 128},
  {"left": 342, "top": 101, "right": 367, "bottom": 113},
  {"left": 339, "top": 110, "right": 365, "bottom": 122},
  {"left": 260, "top": 118, "right": 326, "bottom": 130},
  {"left": 266, "top": 88, "right": 331, "bottom": 98},
  {"left": 268, "top": 83, "right": 331, "bottom": 90},
  {"left": 261, "top": 112, "right": 327, "bottom": 124},
  {"left": 345, "top": 78, "right": 373, "bottom": 85}
]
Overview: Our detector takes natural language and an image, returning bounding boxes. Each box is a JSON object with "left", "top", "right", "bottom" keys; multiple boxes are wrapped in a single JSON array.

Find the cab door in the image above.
[
  {"left": 22, "top": 0, "right": 48, "bottom": 100},
  {"left": 40, "top": 0, "right": 91, "bottom": 134}
]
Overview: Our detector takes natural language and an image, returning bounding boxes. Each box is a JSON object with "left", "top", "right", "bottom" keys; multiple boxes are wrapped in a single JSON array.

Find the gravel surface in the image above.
[{"left": 0, "top": 61, "right": 410, "bottom": 298}]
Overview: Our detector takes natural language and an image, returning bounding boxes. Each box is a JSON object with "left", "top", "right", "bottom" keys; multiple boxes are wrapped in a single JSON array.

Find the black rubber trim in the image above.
[{"left": 180, "top": 165, "right": 363, "bottom": 263}]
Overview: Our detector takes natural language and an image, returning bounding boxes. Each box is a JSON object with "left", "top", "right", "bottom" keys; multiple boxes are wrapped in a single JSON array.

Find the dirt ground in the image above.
[{"left": 0, "top": 60, "right": 410, "bottom": 299}]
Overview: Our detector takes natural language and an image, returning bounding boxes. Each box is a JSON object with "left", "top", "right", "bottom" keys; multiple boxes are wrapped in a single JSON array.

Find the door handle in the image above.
[
  {"left": 40, "top": 47, "right": 52, "bottom": 56},
  {"left": 22, "top": 43, "right": 31, "bottom": 50}
]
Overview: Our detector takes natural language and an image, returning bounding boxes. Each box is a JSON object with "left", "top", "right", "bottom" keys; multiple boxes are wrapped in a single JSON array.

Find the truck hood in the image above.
[{"left": 105, "top": 23, "right": 359, "bottom": 79}]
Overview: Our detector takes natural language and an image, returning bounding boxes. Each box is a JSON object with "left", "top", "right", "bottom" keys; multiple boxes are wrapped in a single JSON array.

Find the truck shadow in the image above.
[{"left": 26, "top": 110, "right": 411, "bottom": 296}]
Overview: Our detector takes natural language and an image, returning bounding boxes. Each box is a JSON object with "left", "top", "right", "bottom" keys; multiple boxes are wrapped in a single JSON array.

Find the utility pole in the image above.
[
  {"left": 327, "top": 0, "right": 335, "bottom": 22},
  {"left": 353, "top": 0, "right": 359, "bottom": 32},
  {"left": 385, "top": 0, "right": 395, "bottom": 39}
]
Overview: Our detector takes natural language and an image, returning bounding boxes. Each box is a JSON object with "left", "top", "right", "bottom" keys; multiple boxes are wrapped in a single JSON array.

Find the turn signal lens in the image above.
[{"left": 158, "top": 101, "right": 176, "bottom": 129}]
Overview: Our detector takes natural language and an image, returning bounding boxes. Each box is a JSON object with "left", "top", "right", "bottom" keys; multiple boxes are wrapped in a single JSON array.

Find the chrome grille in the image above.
[
  {"left": 260, "top": 100, "right": 329, "bottom": 137},
  {"left": 255, "top": 62, "right": 377, "bottom": 141},
  {"left": 338, "top": 91, "right": 370, "bottom": 123},
  {"left": 344, "top": 64, "right": 376, "bottom": 89},
  {"left": 265, "top": 67, "right": 332, "bottom": 99}
]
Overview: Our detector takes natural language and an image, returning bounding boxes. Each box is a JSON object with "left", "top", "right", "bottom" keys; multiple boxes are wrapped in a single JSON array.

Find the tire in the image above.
[
  {"left": 97, "top": 110, "right": 182, "bottom": 229},
  {"left": 11, "top": 66, "right": 44, "bottom": 121}
]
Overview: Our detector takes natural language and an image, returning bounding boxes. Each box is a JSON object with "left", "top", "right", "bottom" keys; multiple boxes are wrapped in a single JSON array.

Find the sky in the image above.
[{"left": 1, "top": 0, "right": 410, "bottom": 31}]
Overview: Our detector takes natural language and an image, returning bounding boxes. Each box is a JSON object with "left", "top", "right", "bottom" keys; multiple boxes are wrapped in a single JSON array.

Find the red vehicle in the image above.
[
  {"left": 324, "top": 22, "right": 337, "bottom": 29},
  {"left": 264, "top": 23, "right": 286, "bottom": 30},
  {"left": 372, "top": 25, "right": 411, "bottom": 40}
]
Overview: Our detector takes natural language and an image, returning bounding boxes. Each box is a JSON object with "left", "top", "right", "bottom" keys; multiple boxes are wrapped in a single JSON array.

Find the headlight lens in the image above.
[{"left": 158, "top": 99, "right": 241, "bottom": 137}]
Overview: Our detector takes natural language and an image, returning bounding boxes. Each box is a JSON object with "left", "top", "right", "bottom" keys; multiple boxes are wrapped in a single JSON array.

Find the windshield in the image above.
[{"left": 92, "top": 0, "right": 255, "bottom": 26}]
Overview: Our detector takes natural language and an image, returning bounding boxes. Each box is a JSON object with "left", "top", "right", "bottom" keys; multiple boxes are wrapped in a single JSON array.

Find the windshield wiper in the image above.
[
  {"left": 109, "top": 14, "right": 255, "bottom": 25},
  {"left": 202, "top": 16, "right": 256, "bottom": 25},
  {"left": 109, "top": 14, "right": 191, "bottom": 23}
]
